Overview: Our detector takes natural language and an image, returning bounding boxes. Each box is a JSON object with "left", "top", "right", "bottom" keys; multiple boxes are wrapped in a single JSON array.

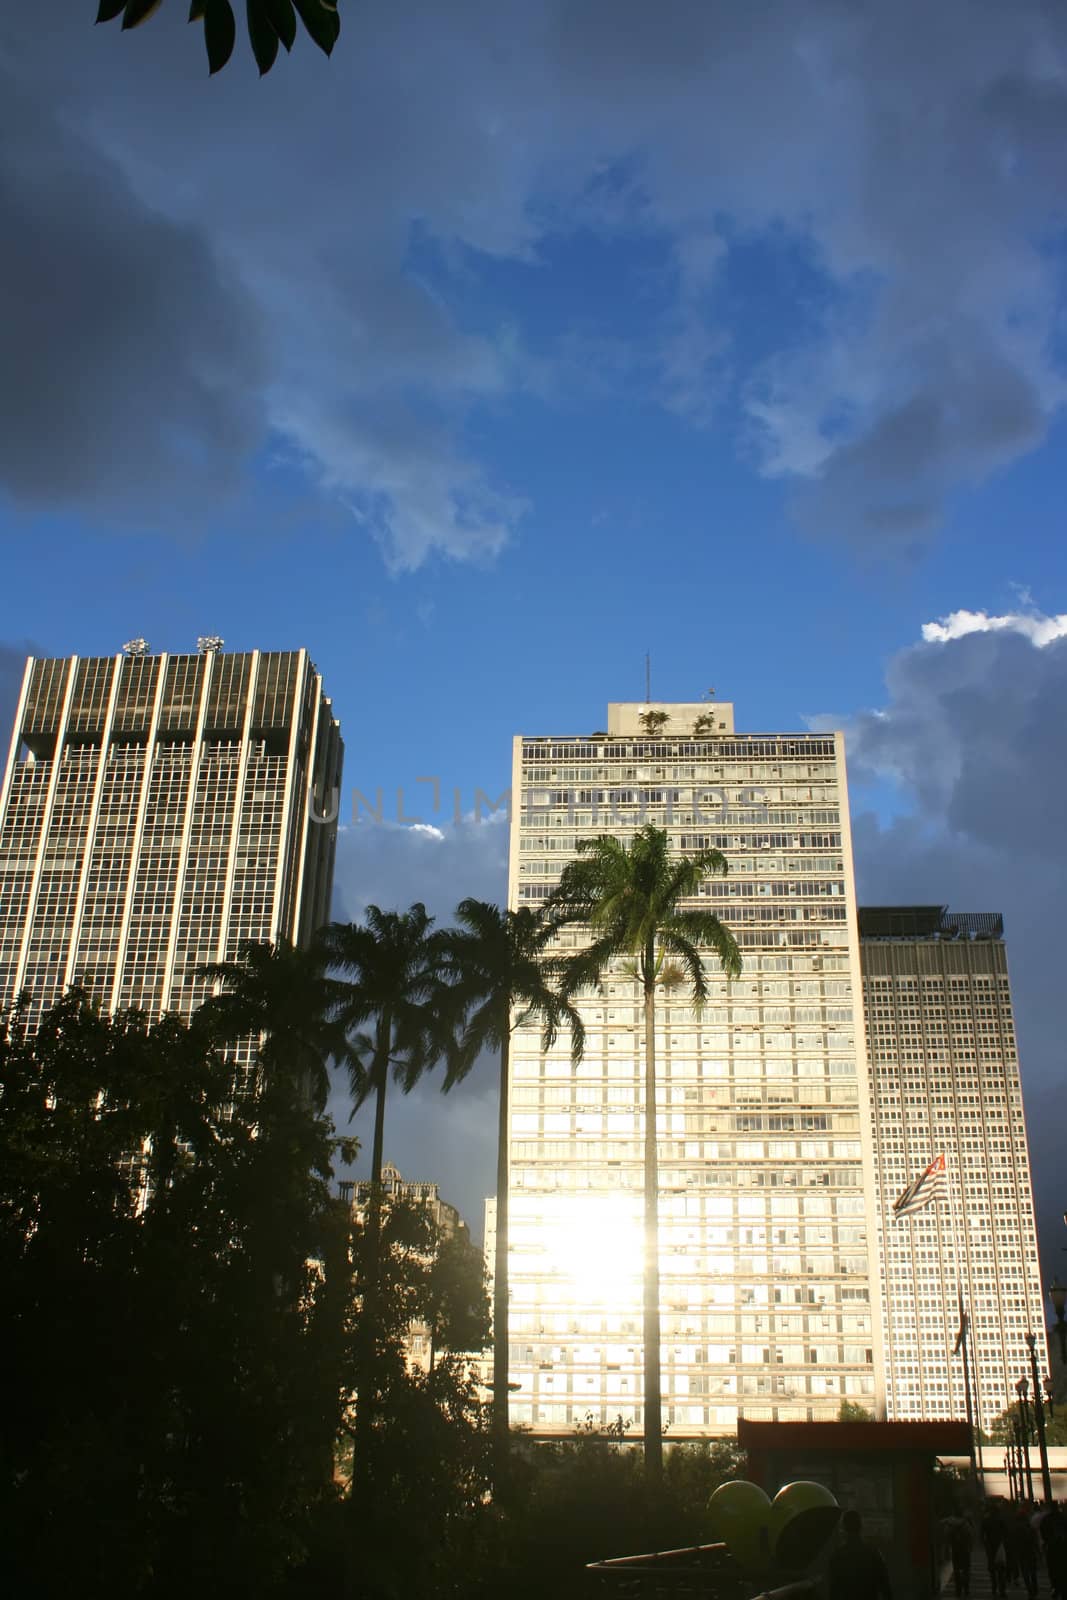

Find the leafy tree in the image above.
[
  {"left": 693, "top": 712, "right": 717, "bottom": 736},
  {"left": 0, "top": 991, "right": 355, "bottom": 1598},
  {"left": 423, "top": 1223, "right": 491, "bottom": 1374},
  {"left": 545, "top": 826, "right": 740, "bottom": 1480},
  {"left": 95, "top": 0, "right": 341, "bottom": 78},
  {"left": 985, "top": 1401, "right": 1067, "bottom": 1446},
  {"left": 466, "top": 1431, "right": 747, "bottom": 1600},
  {"left": 837, "top": 1399, "right": 874, "bottom": 1421},
  {"left": 195, "top": 935, "right": 350, "bottom": 1108},
  {"left": 638, "top": 709, "right": 670, "bottom": 736},
  {"left": 439, "top": 899, "right": 584, "bottom": 1476},
  {"left": 336, "top": 1196, "right": 491, "bottom": 1600}
]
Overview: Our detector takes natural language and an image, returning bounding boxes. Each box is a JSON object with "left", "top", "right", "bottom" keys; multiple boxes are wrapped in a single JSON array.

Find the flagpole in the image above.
[
  {"left": 944, "top": 1151, "right": 984, "bottom": 1477},
  {"left": 931, "top": 1179, "right": 958, "bottom": 1418},
  {"left": 908, "top": 1212, "right": 929, "bottom": 1418},
  {"left": 953, "top": 1152, "right": 985, "bottom": 1472}
]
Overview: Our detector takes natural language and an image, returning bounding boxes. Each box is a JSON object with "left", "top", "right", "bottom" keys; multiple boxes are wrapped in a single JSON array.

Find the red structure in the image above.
[{"left": 739, "top": 1420, "right": 972, "bottom": 1600}]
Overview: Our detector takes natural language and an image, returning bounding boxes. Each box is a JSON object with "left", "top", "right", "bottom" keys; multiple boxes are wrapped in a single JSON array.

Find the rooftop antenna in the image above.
[
  {"left": 645, "top": 652, "right": 651, "bottom": 703},
  {"left": 705, "top": 686, "right": 716, "bottom": 700}
]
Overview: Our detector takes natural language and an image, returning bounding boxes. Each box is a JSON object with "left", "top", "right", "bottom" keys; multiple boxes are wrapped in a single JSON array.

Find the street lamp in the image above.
[
  {"left": 1050, "top": 1281, "right": 1067, "bottom": 1364},
  {"left": 1025, "top": 1332, "right": 1054, "bottom": 1506},
  {"left": 1016, "top": 1376, "right": 1035, "bottom": 1502}
]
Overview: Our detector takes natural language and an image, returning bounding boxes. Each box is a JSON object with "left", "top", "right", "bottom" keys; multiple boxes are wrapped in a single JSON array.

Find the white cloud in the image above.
[
  {"left": 331, "top": 813, "right": 508, "bottom": 927},
  {"left": 837, "top": 608, "right": 1067, "bottom": 1278},
  {"left": 921, "top": 608, "right": 1067, "bottom": 647}
]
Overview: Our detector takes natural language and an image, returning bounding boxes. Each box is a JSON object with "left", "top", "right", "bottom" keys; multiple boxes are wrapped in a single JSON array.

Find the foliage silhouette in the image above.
[
  {"left": 0, "top": 991, "right": 354, "bottom": 1597},
  {"left": 439, "top": 898, "right": 583, "bottom": 1480},
  {"left": 94, "top": 0, "right": 341, "bottom": 78},
  {"left": 195, "top": 935, "right": 350, "bottom": 1108}
]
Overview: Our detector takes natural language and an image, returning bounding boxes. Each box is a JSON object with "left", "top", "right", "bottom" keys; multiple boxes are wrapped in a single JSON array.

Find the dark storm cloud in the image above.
[
  {"left": 840, "top": 613, "right": 1067, "bottom": 1281},
  {"left": 4, "top": 1, "right": 1067, "bottom": 558},
  {"left": 0, "top": 69, "right": 265, "bottom": 524}
]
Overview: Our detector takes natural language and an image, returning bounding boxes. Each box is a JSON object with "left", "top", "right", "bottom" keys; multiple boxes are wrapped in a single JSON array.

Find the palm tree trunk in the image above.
[
  {"left": 642, "top": 949, "right": 663, "bottom": 1483},
  {"left": 364, "top": 1013, "right": 391, "bottom": 1358},
  {"left": 350, "top": 1015, "right": 391, "bottom": 1552},
  {"left": 368, "top": 1031, "right": 389, "bottom": 1247},
  {"left": 492, "top": 1021, "right": 512, "bottom": 1487}
]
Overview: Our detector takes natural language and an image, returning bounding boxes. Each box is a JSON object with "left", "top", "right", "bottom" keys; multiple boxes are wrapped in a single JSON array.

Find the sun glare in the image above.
[{"left": 538, "top": 1195, "right": 644, "bottom": 1308}]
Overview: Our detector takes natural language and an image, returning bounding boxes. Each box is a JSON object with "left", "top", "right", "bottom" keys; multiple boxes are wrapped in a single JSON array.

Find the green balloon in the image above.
[
  {"left": 771, "top": 1480, "right": 841, "bottom": 1572},
  {"left": 708, "top": 1480, "right": 775, "bottom": 1574}
]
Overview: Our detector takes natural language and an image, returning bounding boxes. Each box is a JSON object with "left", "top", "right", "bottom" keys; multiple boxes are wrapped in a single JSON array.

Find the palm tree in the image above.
[
  {"left": 319, "top": 904, "right": 451, "bottom": 1526},
  {"left": 318, "top": 905, "right": 450, "bottom": 1252},
  {"left": 194, "top": 938, "right": 349, "bottom": 1109},
  {"left": 439, "top": 900, "right": 585, "bottom": 1474},
  {"left": 544, "top": 824, "right": 741, "bottom": 1480}
]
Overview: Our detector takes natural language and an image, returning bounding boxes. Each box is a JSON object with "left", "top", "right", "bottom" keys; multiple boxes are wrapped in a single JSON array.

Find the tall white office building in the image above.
[
  {"left": 860, "top": 907, "right": 1047, "bottom": 1428},
  {"left": 0, "top": 645, "right": 342, "bottom": 1037},
  {"left": 504, "top": 699, "right": 885, "bottom": 1434}
]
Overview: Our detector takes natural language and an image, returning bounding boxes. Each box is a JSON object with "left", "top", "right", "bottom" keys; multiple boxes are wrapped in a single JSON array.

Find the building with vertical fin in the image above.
[
  {"left": 503, "top": 699, "right": 885, "bottom": 1434},
  {"left": 859, "top": 906, "right": 1047, "bottom": 1429},
  {"left": 0, "top": 645, "right": 342, "bottom": 1045}
]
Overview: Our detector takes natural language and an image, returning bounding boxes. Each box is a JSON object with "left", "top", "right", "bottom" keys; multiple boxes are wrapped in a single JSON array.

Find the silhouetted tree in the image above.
[
  {"left": 439, "top": 899, "right": 583, "bottom": 1478},
  {"left": 0, "top": 992, "right": 354, "bottom": 1597},
  {"left": 195, "top": 936, "right": 349, "bottom": 1108}
]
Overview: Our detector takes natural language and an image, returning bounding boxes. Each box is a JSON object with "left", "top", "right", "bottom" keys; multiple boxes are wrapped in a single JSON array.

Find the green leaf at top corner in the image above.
[
  {"left": 204, "top": 0, "right": 237, "bottom": 72},
  {"left": 247, "top": 0, "right": 281, "bottom": 75},
  {"left": 292, "top": 0, "right": 341, "bottom": 55}
]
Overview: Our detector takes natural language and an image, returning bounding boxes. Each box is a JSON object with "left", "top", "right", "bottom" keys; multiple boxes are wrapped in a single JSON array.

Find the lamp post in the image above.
[
  {"left": 1012, "top": 1413, "right": 1030, "bottom": 1504},
  {"left": 1025, "top": 1332, "right": 1054, "bottom": 1506},
  {"left": 1016, "top": 1376, "right": 1035, "bottom": 1503},
  {"left": 1050, "top": 1280, "right": 1067, "bottom": 1365}
]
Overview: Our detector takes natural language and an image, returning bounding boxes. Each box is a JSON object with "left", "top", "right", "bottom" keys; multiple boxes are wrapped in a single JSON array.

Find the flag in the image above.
[
  {"left": 893, "top": 1153, "right": 947, "bottom": 1218},
  {"left": 953, "top": 1281, "right": 968, "bottom": 1355}
]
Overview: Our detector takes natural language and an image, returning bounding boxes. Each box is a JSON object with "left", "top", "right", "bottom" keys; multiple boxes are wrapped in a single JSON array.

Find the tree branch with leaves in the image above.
[{"left": 95, "top": 0, "right": 341, "bottom": 77}]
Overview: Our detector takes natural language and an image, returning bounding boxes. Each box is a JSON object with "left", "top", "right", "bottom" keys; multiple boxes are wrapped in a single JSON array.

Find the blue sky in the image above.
[{"left": 2, "top": 2, "right": 1067, "bottom": 1287}]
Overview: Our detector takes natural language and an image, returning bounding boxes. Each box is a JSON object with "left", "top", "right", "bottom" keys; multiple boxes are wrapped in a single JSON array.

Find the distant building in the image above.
[
  {"left": 340, "top": 1162, "right": 465, "bottom": 1239},
  {"left": 339, "top": 1163, "right": 481, "bottom": 1376},
  {"left": 0, "top": 646, "right": 342, "bottom": 1056},
  {"left": 860, "top": 906, "right": 1047, "bottom": 1427}
]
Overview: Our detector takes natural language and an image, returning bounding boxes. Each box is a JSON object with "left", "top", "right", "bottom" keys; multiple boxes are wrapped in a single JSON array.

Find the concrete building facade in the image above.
[
  {"left": 503, "top": 699, "right": 885, "bottom": 1434},
  {"left": 860, "top": 906, "right": 1047, "bottom": 1428},
  {"left": 0, "top": 645, "right": 342, "bottom": 1045}
]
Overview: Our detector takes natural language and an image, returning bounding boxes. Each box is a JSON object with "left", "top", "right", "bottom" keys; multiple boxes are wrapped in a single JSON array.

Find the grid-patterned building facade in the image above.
[
  {"left": 0, "top": 647, "right": 342, "bottom": 1032},
  {"left": 860, "top": 907, "right": 1047, "bottom": 1428},
  {"left": 504, "top": 700, "right": 885, "bottom": 1434}
]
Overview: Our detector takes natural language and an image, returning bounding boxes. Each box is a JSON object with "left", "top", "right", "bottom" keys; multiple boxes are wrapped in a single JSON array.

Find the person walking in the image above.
[
  {"left": 827, "top": 1509, "right": 892, "bottom": 1600},
  {"left": 1012, "top": 1507, "right": 1040, "bottom": 1600},
  {"left": 1042, "top": 1505, "right": 1067, "bottom": 1600},
  {"left": 983, "top": 1502, "right": 1005, "bottom": 1585},
  {"left": 949, "top": 1516, "right": 974, "bottom": 1599}
]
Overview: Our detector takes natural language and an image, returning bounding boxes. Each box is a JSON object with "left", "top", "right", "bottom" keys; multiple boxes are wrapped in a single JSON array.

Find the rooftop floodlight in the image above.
[
  {"left": 122, "top": 638, "right": 149, "bottom": 656},
  {"left": 196, "top": 635, "right": 225, "bottom": 654}
]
